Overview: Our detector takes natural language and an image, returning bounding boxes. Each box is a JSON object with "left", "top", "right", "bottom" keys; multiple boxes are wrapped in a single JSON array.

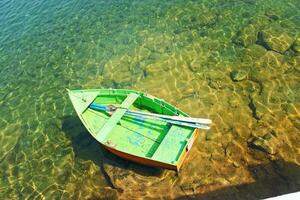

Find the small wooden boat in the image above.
[{"left": 68, "top": 89, "right": 211, "bottom": 171}]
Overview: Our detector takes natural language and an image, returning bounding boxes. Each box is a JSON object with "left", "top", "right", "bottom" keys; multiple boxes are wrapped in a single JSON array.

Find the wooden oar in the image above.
[
  {"left": 126, "top": 109, "right": 212, "bottom": 124},
  {"left": 90, "top": 103, "right": 212, "bottom": 124},
  {"left": 124, "top": 110, "right": 211, "bottom": 130},
  {"left": 89, "top": 103, "right": 211, "bottom": 130}
]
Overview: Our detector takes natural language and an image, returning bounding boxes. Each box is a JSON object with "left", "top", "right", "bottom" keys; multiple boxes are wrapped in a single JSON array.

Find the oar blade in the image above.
[{"left": 169, "top": 116, "right": 212, "bottom": 124}]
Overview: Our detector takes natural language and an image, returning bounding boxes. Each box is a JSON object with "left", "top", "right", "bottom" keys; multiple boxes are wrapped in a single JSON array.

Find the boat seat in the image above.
[
  {"left": 95, "top": 93, "right": 139, "bottom": 143},
  {"left": 151, "top": 124, "right": 192, "bottom": 164}
]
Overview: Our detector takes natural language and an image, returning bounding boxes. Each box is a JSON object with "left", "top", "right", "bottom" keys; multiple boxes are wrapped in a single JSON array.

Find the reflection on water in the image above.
[{"left": 0, "top": 0, "right": 299, "bottom": 199}]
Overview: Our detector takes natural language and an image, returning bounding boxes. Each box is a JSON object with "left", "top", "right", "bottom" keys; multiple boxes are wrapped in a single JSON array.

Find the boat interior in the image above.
[{"left": 78, "top": 90, "right": 195, "bottom": 165}]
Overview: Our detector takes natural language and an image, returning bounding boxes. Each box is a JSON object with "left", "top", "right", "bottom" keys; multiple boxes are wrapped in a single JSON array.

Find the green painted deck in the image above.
[
  {"left": 151, "top": 125, "right": 192, "bottom": 164},
  {"left": 95, "top": 93, "right": 139, "bottom": 142},
  {"left": 68, "top": 89, "right": 196, "bottom": 166}
]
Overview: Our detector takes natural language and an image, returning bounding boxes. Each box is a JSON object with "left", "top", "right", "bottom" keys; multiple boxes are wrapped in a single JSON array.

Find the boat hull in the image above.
[
  {"left": 103, "top": 128, "right": 200, "bottom": 171},
  {"left": 68, "top": 89, "right": 205, "bottom": 171}
]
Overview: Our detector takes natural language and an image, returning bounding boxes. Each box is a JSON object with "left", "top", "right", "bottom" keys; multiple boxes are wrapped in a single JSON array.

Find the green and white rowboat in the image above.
[{"left": 68, "top": 89, "right": 211, "bottom": 171}]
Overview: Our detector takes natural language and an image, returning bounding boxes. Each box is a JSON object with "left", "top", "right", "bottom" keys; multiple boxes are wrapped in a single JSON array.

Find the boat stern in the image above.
[{"left": 175, "top": 128, "right": 200, "bottom": 172}]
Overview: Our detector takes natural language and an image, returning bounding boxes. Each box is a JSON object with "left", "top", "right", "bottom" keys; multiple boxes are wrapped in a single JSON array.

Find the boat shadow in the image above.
[
  {"left": 176, "top": 160, "right": 300, "bottom": 200},
  {"left": 61, "top": 115, "right": 165, "bottom": 177}
]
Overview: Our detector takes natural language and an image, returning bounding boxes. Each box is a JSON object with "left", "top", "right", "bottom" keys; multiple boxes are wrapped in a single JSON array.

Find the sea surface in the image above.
[{"left": 0, "top": 0, "right": 300, "bottom": 199}]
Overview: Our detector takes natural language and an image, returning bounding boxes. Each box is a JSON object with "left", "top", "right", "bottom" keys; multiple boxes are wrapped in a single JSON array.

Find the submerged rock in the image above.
[
  {"left": 243, "top": 44, "right": 267, "bottom": 61},
  {"left": 265, "top": 10, "right": 280, "bottom": 21},
  {"left": 248, "top": 133, "right": 277, "bottom": 154},
  {"left": 230, "top": 70, "right": 248, "bottom": 81},
  {"left": 234, "top": 24, "right": 258, "bottom": 47},
  {"left": 256, "top": 51, "right": 283, "bottom": 69},
  {"left": 261, "top": 24, "right": 294, "bottom": 53}
]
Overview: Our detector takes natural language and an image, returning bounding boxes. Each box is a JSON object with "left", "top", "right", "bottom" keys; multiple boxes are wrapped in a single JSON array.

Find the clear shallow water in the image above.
[{"left": 0, "top": 0, "right": 299, "bottom": 199}]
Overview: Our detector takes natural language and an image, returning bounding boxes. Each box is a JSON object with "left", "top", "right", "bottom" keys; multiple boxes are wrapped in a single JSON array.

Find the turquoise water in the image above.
[{"left": 0, "top": 0, "right": 299, "bottom": 199}]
